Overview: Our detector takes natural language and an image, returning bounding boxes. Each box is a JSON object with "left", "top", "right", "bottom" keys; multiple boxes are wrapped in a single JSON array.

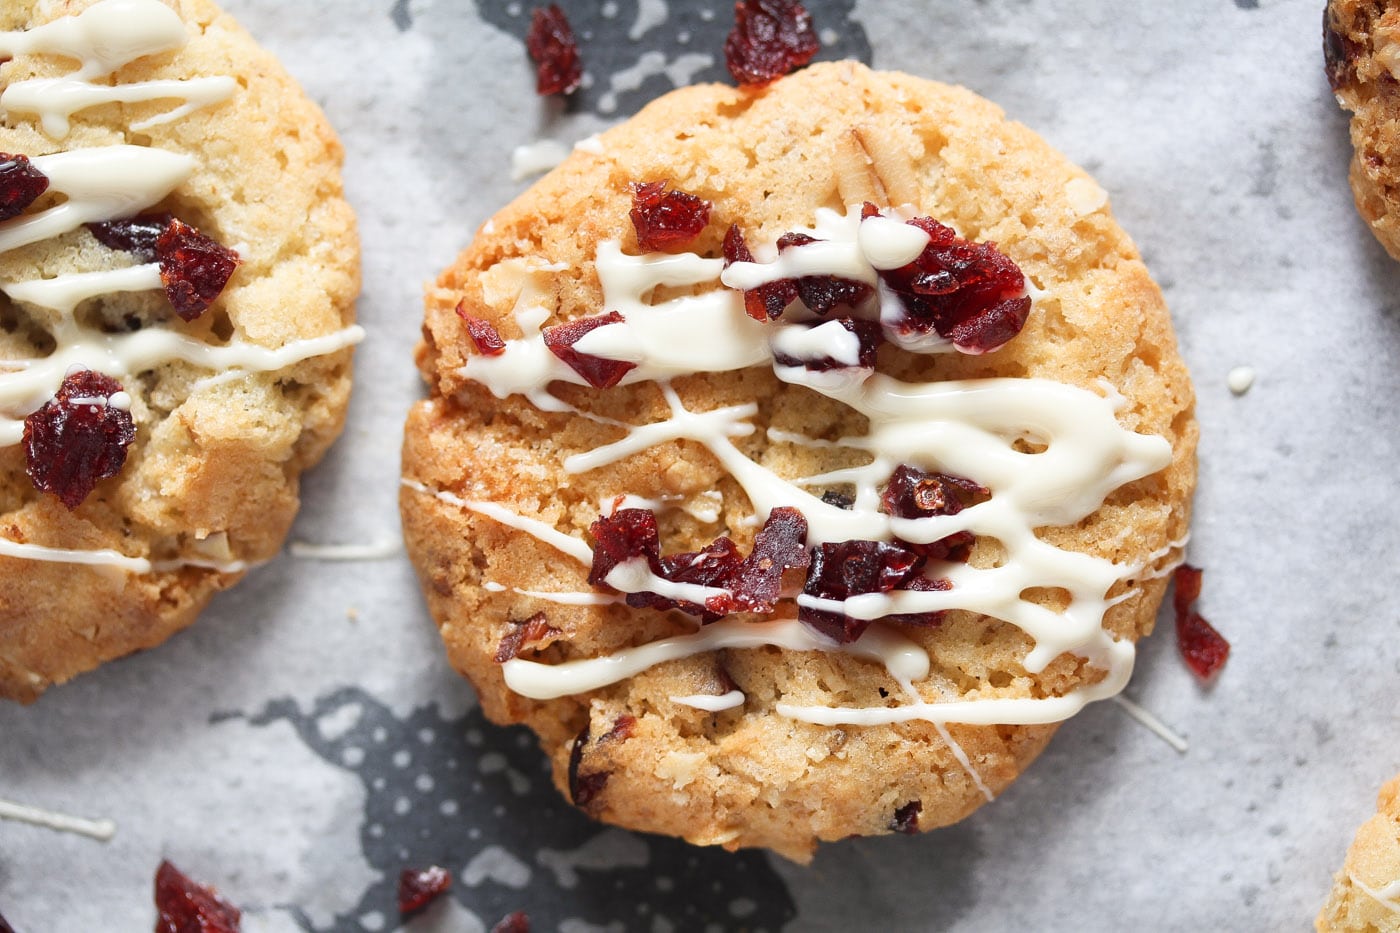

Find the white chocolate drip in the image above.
[
  {"left": 670, "top": 690, "right": 745, "bottom": 712},
  {"left": 0, "top": 1, "right": 360, "bottom": 574},
  {"left": 0, "top": 0, "right": 235, "bottom": 138},
  {"left": 0, "top": 797, "right": 116, "bottom": 842},
  {"left": 439, "top": 204, "right": 1177, "bottom": 731},
  {"left": 1349, "top": 874, "right": 1400, "bottom": 914}
]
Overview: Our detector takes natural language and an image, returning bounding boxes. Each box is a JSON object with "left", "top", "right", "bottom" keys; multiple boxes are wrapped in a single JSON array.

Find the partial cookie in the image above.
[
  {"left": 1326, "top": 0, "right": 1400, "bottom": 259},
  {"left": 1318, "top": 774, "right": 1400, "bottom": 932},
  {"left": 0, "top": 0, "right": 361, "bottom": 702},
  {"left": 402, "top": 61, "right": 1195, "bottom": 861}
]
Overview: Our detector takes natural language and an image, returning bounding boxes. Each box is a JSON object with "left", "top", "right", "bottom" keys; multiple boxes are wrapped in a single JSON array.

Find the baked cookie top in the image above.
[
  {"left": 1326, "top": 0, "right": 1400, "bottom": 259},
  {"left": 401, "top": 61, "right": 1195, "bottom": 861},
  {"left": 1317, "top": 774, "right": 1400, "bottom": 932},
  {"left": 0, "top": 0, "right": 361, "bottom": 702}
]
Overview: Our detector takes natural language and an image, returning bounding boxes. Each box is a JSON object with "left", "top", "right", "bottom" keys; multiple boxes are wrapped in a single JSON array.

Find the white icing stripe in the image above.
[
  {"left": 1348, "top": 873, "right": 1400, "bottom": 914},
  {"left": 0, "top": 536, "right": 151, "bottom": 572},
  {"left": 503, "top": 617, "right": 930, "bottom": 701},
  {"left": 1111, "top": 695, "right": 1189, "bottom": 754},
  {"left": 515, "top": 589, "right": 625, "bottom": 607},
  {"left": 3, "top": 75, "right": 237, "bottom": 139},
  {"left": 3, "top": 262, "right": 163, "bottom": 313},
  {"left": 0, "top": 147, "right": 195, "bottom": 253},
  {"left": 670, "top": 690, "right": 745, "bottom": 712},
  {"left": 400, "top": 478, "right": 594, "bottom": 565},
  {"left": 0, "top": 798, "right": 116, "bottom": 842},
  {"left": 288, "top": 540, "right": 401, "bottom": 561},
  {"left": 0, "top": 0, "right": 187, "bottom": 78}
]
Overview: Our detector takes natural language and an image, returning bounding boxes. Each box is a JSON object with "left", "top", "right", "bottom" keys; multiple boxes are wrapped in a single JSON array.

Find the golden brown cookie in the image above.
[
  {"left": 401, "top": 61, "right": 1195, "bottom": 861},
  {"left": 0, "top": 0, "right": 360, "bottom": 702},
  {"left": 1318, "top": 774, "right": 1400, "bottom": 932},
  {"left": 1326, "top": 0, "right": 1400, "bottom": 259}
]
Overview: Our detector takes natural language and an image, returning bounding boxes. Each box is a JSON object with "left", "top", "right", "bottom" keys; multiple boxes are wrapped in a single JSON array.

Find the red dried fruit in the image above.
[
  {"left": 456, "top": 302, "right": 508, "bottom": 356},
  {"left": 821, "top": 489, "right": 854, "bottom": 509},
  {"left": 155, "top": 218, "right": 240, "bottom": 321},
  {"left": 890, "top": 800, "right": 921, "bottom": 834},
  {"left": 724, "top": 0, "right": 820, "bottom": 87},
  {"left": 612, "top": 507, "right": 808, "bottom": 621},
  {"left": 543, "top": 310, "right": 637, "bottom": 388},
  {"left": 881, "top": 574, "right": 951, "bottom": 628},
  {"left": 733, "top": 505, "right": 809, "bottom": 610},
  {"left": 723, "top": 224, "right": 799, "bottom": 321},
  {"left": 588, "top": 508, "right": 663, "bottom": 586},
  {"left": 800, "top": 539, "right": 946, "bottom": 642},
  {"left": 881, "top": 464, "right": 988, "bottom": 519},
  {"left": 772, "top": 318, "right": 881, "bottom": 372},
  {"left": 877, "top": 214, "right": 1030, "bottom": 354},
  {"left": 1173, "top": 564, "right": 1229, "bottom": 680},
  {"left": 494, "top": 612, "right": 558, "bottom": 663},
  {"left": 87, "top": 212, "right": 174, "bottom": 261},
  {"left": 0, "top": 153, "right": 49, "bottom": 222},
  {"left": 602, "top": 715, "right": 637, "bottom": 742},
  {"left": 24, "top": 370, "right": 136, "bottom": 509},
  {"left": 629, "top": 181, "right": 712, "bottom": 252},
  {"left": 526, "top": 4, "right": 582, "bottom": 95},
  {"left": 1323, "top": 8, "right": 1357, "bottom": 92},
  {"left": 776, "top": 232, "right": 873, "bottom": 316},
  {"left": 492, "top": 912, "right": 531, "bottom": 933},
  {"left": 0, "top": 910, "right": 15, "bottom": 933},
  {"left": 154, "top": 860, "right": 241, "bottom": 933},
  {"left": 398, "top": 866, "right": 452, "bottom": 916}
]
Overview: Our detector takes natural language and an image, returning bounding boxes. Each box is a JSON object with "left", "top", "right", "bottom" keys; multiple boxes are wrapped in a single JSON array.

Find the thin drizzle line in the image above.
[
  {"left": 1111, "top": 695, "right": 1188, "bottom": 754},
  {"left": 288, "top": 539, "right": 402, "bottom": 561},
  {"left": 1349, "top": 873, "right": 1400, "bottom": 914},
  {"left": 0, "top": 797, "right": 116, "bottom": 841}
]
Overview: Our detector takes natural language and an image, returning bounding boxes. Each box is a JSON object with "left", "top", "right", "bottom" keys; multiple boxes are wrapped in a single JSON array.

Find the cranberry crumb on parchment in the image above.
[
  {"left": 1173, "top": 564, "right": 1229, "bottom": 680},
  {"left": 527, "top": 4, "right": 582, "bottom": 95},
  {"left": 23, "top": 370, "right": 136, "bottom": 510},
  {"left": 492, "top": 911, "right": 531, "bottom": 933},
  {"left": 154, "top": 860, "right": 241, "bottom": 933},
  {"left": 397, "top": 865, "right": 452, "bottom": 915},
  {"left": 725, "top": 0, "right": 820, "bottom": 87}
]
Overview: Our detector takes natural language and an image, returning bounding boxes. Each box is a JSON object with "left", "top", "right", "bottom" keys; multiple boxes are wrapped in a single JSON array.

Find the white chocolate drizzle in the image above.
[
  {"left": 0, "top": 0, "right": 363, "bottom": 573},
  {"left": 430, "top": 202, "right": 1179, "bottom": 736},
  {"left": 1349, "top": 874, "right": 1400, "bottom": 914},
  {"left": 0, "top": 0, "right": 235, "bottom": 138},
  {"left": 670, "top": 690, "right": 745, "bottom": 712},
  {"left": 0, "top": 796, "right": 116, "bottom": 841}
]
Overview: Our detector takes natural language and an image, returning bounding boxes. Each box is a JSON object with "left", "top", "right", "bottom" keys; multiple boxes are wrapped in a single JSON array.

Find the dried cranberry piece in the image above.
[
  {"left": 602, "top": 715, "right": 637, "bottom": 742},
  {"left": 494, "top": 612, "right": 558, "bottom": 662},
  {"left": 588, "top": 508, "right": 662, "bottom": 586},
  {"left": 87, "top": 212, "right": 174, "bottom": 261},
  {"left": 860, "top": 201, "right": 881, "bottom": 220},
  {"left": 772, "top": 318, "right": 881, "bottom": 372},
  {"left": 24, "top": 370, "right": 136, "bottom": 509},
  {"left": 724, "top": 0, "right": 820, "bottom": 87},
  {"left": 398, "top": 866, "right": 452, "bottom": 916},
  {"left": 492, "top": 913, "right": 531, "bottom": 933},
  {"left": 878, "top": 215, "right": 1030, "bottom": 354},
  {"left": 567, "top": 724, "right": 617, "bottom": 809},
  {"left": 799, "top": 539, "right": 928, "bottom": 643},
  {"left": 732, "top": 505, "right": 809, "bottom": 610},
  {"left": 627, "top": 536, "right": 745, "bottom": 620},
  {"left": 154, "top": 860, "right": 241, "bottom": 933},
  {"left": 629, "top": 181, "right": 712, "bottom": 252},
  {"left": 0, "top": 153, "right": 49, "bottom": 222},
  {"left": 723, "top": 224, "right": 798, "bottom": 321},
  {"left": 155, "top": 219, "right": 240, "bottom": 321},
  {"left": 526, "top": 4, "right": 582, "bottom": 95},
  {"left": 890, "top": 800, "right": 922, "bottom": 834},
  {"left": 821, "top": 489, "right": 854, "bottom": 509},
  {"left": 543, "top": 310, "right": 637, "bottom": 388},
  {"left": 1173, "top": 564, "right": 1228, "bottom": 680},
  {"left": 881, "top": 464, "right": 989, "bottom": 519},
  {"left": 775, "top": 232, "right": 873, "bottom": 316},
  {"left": 456, "top": 302, "right": 507, "bottom": 356}
]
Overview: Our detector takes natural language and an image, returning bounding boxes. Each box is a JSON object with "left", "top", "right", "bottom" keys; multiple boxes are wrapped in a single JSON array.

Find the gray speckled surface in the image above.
[{"left": 2, "top": 0, "right": 1398, "bottom": 930}]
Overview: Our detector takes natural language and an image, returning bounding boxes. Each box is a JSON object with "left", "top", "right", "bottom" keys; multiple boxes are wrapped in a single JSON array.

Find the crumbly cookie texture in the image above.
[
  {"left": 401, "top": 61, "right": 1195, "bottom": 861},
  {"left": 0, "top": 0, "right": 359, "bottom": 702},
  {"left": 1318, "top": 775, "right": 1400, "bottom": 932},
  {"left": 1326, "top": 0, "right": 1400, "bottom": 259}
]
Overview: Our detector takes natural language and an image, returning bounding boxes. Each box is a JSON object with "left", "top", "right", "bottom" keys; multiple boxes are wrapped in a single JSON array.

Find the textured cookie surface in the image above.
[
  {"left": 1318, "top": 775, "right": 1400, "bottom": 932},
  {"left": 0, "top": 0, "right": 360, "bottom": 702},
  {"left": 401, "top": 62, "right": 1195, "bottom": 861},
  {"left": 1327, "top": 0, "right": 1400, "bottom": 259}
]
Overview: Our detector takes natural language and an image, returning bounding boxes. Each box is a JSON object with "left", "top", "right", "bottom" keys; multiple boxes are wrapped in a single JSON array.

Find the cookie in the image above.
[
  {"left": 0, "top": 0, "right": 361, "bottom": 703},
  {"left": 1318, "top": 774, "right": 1400, "bottom": 932},
  {"left": 1326, "top": 0, "right": 1400, "bottom": 259},
  {"left": 401, "top": 61, "right": 1195, "bottom": 861}
]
